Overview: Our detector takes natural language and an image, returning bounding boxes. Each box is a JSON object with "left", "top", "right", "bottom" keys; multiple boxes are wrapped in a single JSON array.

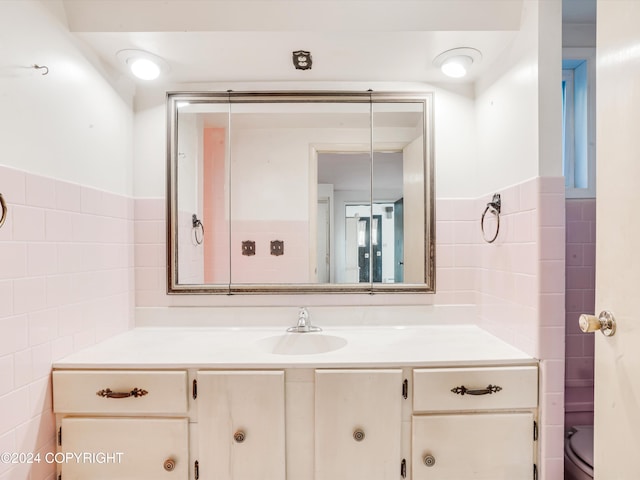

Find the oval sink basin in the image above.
[{"left": 257, "top": 333, "right": 347, "bottom": 355}]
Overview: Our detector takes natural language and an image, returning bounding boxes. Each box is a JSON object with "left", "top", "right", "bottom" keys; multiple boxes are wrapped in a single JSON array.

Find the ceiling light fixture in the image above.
[
  {"left": 116, "top": 49, "right": 169, "bottom": 80},
  {"left": 433, "top": 48, "right": 482, "bottom": 78}
]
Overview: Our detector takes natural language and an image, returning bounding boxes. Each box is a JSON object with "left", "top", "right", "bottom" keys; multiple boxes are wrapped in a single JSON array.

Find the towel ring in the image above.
[
  {"left": 0, "top": 193, "right": 6, "bottom": 229},
  {"left": 481, "top": 193, "right": 501, "bottom": 243},
  {"left": 192, "top": 214, "right": 204, "bottom": 245}
]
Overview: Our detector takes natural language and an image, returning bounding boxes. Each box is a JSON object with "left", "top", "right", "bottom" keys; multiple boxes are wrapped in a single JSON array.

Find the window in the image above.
[{"left": 562, "top": 48, "right": 596, "bottom": 198}]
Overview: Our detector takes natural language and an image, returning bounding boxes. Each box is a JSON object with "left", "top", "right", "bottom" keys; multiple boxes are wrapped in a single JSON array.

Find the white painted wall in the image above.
[
  {"left": 474, "top": 1, "right": 539, "bottom": 195},
  {"left": 0, "top": 0, "right": 134, "bottom": 195},
  {"left": 474, "top": 0, "right": 562, "bottom": 194}
]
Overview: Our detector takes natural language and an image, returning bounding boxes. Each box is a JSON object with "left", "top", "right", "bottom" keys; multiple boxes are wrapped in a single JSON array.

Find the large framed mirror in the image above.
[{"left": 167, "top": 91, "right": 434, "bottom": 294}]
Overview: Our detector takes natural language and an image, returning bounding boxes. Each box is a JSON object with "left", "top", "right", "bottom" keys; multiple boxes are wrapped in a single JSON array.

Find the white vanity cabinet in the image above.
[
  {"left": 314, "top": 369, "right": 403, "bottom": 480},
  {"left": 52, "top": 370, "right": 190, "bottom": 480},
  {"left": 51, "top": 325, "right": 540, "bottom": 480},
  {"left": 411, "top": 366, "right": 539, "bottom": 480}
]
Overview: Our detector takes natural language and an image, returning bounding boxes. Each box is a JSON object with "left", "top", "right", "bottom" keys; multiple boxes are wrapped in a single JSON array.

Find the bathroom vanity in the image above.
[{"left": 52, "top": 325, "right": 539, "bottom": 480}]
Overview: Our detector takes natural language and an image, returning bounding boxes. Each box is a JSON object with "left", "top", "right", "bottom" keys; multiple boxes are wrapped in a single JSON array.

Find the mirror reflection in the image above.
[{"left": 168, "top": 92, "right": 433, "bottom": 294}]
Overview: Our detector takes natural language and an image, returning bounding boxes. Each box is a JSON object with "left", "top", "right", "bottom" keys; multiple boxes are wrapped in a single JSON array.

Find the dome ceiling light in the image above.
[
  {"left": 433, "top": 47, "right": 482, "bottom": 78},
  {"left": 116, "top": 49, "right": 169, "bottom": 80}
]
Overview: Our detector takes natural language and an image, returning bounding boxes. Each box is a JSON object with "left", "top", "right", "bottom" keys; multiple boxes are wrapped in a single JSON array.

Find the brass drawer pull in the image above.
[
  {"left": 353, "top": 429, "right": 365, "bottom": 442},
  {"left": 96, "top": 387, "right": 149, "bottom": 399},
  {"left": 234, "top": 431, "right": 246, "bottom": 443},
  {"left": 451, "top": 384, "right": 502, "bottom": 396},
  {"left": 163, "top": 458, "right": 176, "bottom": 471}
]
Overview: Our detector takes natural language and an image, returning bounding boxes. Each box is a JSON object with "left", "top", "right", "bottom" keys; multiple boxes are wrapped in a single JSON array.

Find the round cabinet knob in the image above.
[
  {"left": 353, "top": 429, "right": 365, "bottom": 442},
  {"left": 579, "top": 311, "right": 616, "bottom": 337},
  {"left": 163, "top": 458, "right": 176, "bottom": 472},
  {"left": 234, "top": 431, "right": 246, "bottom": 443},
  {"left": 424, "top": 454, "right": 436, "bottom": 467}
]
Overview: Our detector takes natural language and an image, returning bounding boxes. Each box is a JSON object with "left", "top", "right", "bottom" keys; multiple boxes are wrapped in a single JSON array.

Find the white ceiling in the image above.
[
  {"left": 61, "top": 0, "right": 526, "bottom": 86},
  {"left": 61, "top": 0, "right": 596, "bottom": 87}
]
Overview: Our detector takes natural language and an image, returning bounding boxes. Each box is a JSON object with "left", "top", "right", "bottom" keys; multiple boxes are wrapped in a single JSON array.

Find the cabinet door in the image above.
[
  {"left": 59, "top": 417, "right": 189, "bottom": 480},
  {"left": 412, "top": 412, "right": 534, "bottom": 480},
  {"left": 315, "top": 369, "right": 403, "bottom": 480},
  {"left": 197, "top": 370, "right": 285, "bottom": 480}
]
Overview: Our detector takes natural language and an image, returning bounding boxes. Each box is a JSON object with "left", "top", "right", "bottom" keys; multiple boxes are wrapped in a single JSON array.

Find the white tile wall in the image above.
[{"left": 0, "top": 165, "right": 135, "bottom": 480}]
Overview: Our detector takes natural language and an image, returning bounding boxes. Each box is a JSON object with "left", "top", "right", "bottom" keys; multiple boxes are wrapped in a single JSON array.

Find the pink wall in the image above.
[
  {"left": 436, "top": 177, "right": 566, "bottom": 479},
  {"left": 176, "top": 208, "right": 204, "bottom": 284},
  {"left": 0, "top": 166, "right": 135, "bottom": 480},
  {"left": 203, "top": 128, "right": 229, "bottom": 284},
  {"left": 178, "top": 128, "right": 312, "bottom": 285},
  {"left": 565, "top": 199, "right": 596, "bottom": 427}
]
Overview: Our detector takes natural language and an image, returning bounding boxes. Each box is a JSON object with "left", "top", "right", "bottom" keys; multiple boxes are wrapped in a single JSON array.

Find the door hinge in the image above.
[
  {"left": 194, "top": 460, "right": 199, "bottom": 480},
  {"left": 192, "top": 379, "right": 198, "bottom": 400},
  {"left": 401, "top": 458, "right": 407, "bottom": 478},
  {"left": 533, "top": 421, "right": 538, "bottom": 441},
  {"left": 58, "top": 427, "right": 62, "bottom": 446},
  {"left": 533, "top": 463, "right": 538, "bottom": 480},
  {"left": 402, "top": 379, "right": 408, "bottom": 399}
]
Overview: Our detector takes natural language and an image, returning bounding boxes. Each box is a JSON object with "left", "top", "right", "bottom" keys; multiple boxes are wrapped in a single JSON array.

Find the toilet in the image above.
[{"left": 564, "top": 425, "right": 594, "bottom": 480}]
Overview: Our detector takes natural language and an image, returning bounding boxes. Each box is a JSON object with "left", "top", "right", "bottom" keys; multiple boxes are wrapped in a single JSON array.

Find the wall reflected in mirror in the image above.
[{"left": 319, "top": 152, "right": 403, "bottom": 285}]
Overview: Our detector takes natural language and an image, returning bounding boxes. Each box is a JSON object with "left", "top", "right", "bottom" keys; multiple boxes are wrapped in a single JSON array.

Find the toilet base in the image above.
[{"left": 564, "top": 425, "right": 594, "bottom": 480}]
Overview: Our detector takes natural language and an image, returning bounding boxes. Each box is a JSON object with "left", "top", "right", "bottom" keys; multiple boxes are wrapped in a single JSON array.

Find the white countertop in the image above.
[{"left": 53, "top": 325, "right": 536, "bottom": 369}]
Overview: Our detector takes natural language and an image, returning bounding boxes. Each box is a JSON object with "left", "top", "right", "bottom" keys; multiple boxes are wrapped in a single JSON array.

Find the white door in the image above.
[
  {"left": 197, "top": 371, "right": 286, "bottom": 480},
  {"left": 412, "top": 413, "right": 533, "bottom": 480},
  {"left": 317, "top": 198, "right": 330, "bottom": 282},
  {"left": 315, "top": 369, "right": 402, "bottom": 480},
  {"left": 592, "top": 1, "right": 640, "bottom": 477},
  {"left": 59, "top": 417, "right": 189, "bottom": 480},
  {"left": 402, "top": 136, "right": 424, "bottom": 284}
]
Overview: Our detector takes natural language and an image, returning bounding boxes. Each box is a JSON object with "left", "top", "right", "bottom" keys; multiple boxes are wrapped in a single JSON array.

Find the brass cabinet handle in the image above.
[
  {"left": 234, "top": 431, "right": 246, "bottom": 443},
  {"left": 96, "top": 388, "right": 148, "bottom": 399},
  {"left": 0, "top": 193, "right": 6, "bottom": 229},
  {"left": 424, "top": 454, "right": 436, "bottom": 467},
  {"left": 163, "top": 458, "right": 176, "bottom": 471},
  {"left": 450, "top": 384, "right": 502, "bottom": 396},
  {"left": 353, "top": 429, "right": 365, "bottom": 442}
]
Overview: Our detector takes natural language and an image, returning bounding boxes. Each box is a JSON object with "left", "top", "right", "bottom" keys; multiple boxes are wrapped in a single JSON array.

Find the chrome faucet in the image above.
[{"left": 286, "top": 307, "right": 322, "bottom": 333}]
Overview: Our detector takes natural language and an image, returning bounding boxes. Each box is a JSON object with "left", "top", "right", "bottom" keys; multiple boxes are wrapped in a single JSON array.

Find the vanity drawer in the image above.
[
  {"left": 53, "top": 370, "right": 188, "bottom": 414},
  {"left": 413, "top": 366, "right": 537, "bottom": 412}
]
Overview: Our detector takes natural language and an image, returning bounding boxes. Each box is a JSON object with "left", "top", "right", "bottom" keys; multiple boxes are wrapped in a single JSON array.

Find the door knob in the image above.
[{"left": 579, "top": 310, "right": 616, "bottom": 337}]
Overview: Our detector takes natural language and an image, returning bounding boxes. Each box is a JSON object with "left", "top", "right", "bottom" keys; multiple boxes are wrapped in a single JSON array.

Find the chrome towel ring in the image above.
[
  {"left": 192, "top": 214, "right": 204, "bottom": 245},
  {"left": 0, "top": 193, "right": 6, "bottom": 229},
  {"left": 481, "top": 193, "right": 501, "bottom": 243}
]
